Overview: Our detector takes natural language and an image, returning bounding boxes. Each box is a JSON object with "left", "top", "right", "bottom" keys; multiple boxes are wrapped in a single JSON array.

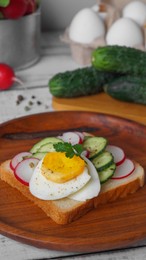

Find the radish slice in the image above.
[
  {"left": 74, "top": 131, "right": 85, "bottom": 143},
  {"left": 10, "top": 152, "right": 32, "bottom": 170},
  {"left": 14, "top": 158, "right": 39, "bottom": 186},
  {"left": 81, "top": 150, "right": 90, "bottom": 158},
  {"left": 106, "top": 145, "right": 126, "bottom": 166},
  {"left": 58, "top": 132, "right": 81, "bottom": 145},
  {"left": 111, "top": 158, "right": 135, "bottom": 180}
]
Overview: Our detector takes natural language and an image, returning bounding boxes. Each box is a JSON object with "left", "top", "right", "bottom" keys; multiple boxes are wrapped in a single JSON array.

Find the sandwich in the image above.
[{"left": 0, "top": 131, "right": 145, "bottom": 224}]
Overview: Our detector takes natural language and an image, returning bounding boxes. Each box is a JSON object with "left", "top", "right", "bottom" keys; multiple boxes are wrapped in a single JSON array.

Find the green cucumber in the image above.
[
  {"left": 98, "top": 163, "right": 116, "bottom": 184},
  {"left": 104, "top": 75, "right": 146, "bottom": 104},
  {"left": 83, "top": 136, "right": 107, "bottom": 159},
  {"left": 92, "top": 151, "right": 114, "bottom": 172},
  {"left": 92, "top": 45, "right": 146, "bottom": 76},
  {"left": 38, "top": 142, "right": 59, "bottom": 153},
  {"left": 32, "top": 152, "right": 47, "bottom": 160},
  {"left": 30, "top": 137, "right": 63, "bottom": 154},
  {"left": 48, "top": 66, "right": 116, "bottom": 98}
]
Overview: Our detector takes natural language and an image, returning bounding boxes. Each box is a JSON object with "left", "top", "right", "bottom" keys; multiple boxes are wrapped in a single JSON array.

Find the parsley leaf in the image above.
[
  {"left": 73, "top": 144, "right": 84, "bottom": 155},
  {"left": 53, "top": 142, "right": 84, "bottom": 158}
]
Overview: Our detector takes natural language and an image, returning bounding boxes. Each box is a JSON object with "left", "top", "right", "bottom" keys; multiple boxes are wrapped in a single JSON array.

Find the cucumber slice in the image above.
[
  {"left": 30, "top": 137, "right": 63, "bottom": 153},
  {"left": 32, "top": 152, "right": 47, "bottom": 160},
  {"left": 98, "top": 163, "right": 116, "bottom": 184},
  {"left": 92, "top": 151, "right": 114, "bottom": 172},
  {"left": 83, "top": 136, "right": 107, "bottom": 159},
  {"left": 38, "top": 142, "right": 60, "bottom": 153}
]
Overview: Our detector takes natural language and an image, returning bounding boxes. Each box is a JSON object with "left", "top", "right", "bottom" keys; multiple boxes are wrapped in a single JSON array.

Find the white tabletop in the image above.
[{"left": 0, "top": 31, "right": 146, "bottom": 260}]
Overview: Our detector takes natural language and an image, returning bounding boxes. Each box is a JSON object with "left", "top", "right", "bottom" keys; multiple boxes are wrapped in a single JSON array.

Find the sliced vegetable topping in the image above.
[
  {"left": 81, "top": 150, "right": 90, "bottom": 158},
  {"left": 92, "top": 151, "right": 114, "bottom": 172},
  {"left": 98, "top": 163, "right": 116, "bottom": 184},
  {"left": 38, "top": 142, "right": 59, "bottom": 153},
  {"left": 83, "top": 136, "right": 107, "bottom": 159},
  {"left": 10, "top": 151, "right": 32, "bottom": 170},
  {"left": 74, "top": 131, "right": 85, "bottom": 142},
  {"left": 58, "top": 132, "right": 81, "bottom": 145},
  {"left": 32, "top": 152, "right": 47, "bottom": 160},
  {"left": 30, "top": 137, "right": 63, "bottom": 154},
  {"left": 106, "top": 145, "right": 126, "bottom": 166},
  {"left": 111, "top": 158, "right": 135, "bottom": 180},
  {"left": 14, "top": 158, "right": 39, "bottom": 186}
]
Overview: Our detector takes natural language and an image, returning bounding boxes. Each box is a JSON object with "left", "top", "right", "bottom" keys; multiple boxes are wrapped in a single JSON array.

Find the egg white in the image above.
[
  {"left": 69, "top": 154, "right": 101, "bottom": 201},
  {"left": 29, "top": 159, "right": 91, "bottom": 200}
]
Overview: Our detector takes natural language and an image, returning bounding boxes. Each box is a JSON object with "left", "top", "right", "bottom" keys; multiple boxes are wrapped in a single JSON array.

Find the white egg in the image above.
[
  {"left": 69, "top": 154, "right": 101, "bottom": 201},
  {"left": 69, "top": 8, "right": 105, "bottom": 44},
  {"left": 29, "top": 159, "right": 91, "bottom": 200},
  {"left": 106, "top": 18, "right": 144, "bottom": 47},
  {"left": 123, "top": 1, "right": 146, "bottom": 26}
]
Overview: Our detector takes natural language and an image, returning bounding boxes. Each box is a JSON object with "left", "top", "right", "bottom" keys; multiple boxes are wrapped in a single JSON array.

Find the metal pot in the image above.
[{"left": 0, "top": 9, "right": 41, "bottom": 70}]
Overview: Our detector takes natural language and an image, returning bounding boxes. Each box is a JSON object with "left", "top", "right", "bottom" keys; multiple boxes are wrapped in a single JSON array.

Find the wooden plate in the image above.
[{"left": 0, "top": 111, "right": 146, "bottom": 253}]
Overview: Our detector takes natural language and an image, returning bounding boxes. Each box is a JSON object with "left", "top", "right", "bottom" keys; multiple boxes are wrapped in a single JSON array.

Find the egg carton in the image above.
[
  {"left": 104, "top": 0, "right": 146, "bottom": 10},
  {"left": 61, "top": 0, "right": 146, "bottom": 65}
]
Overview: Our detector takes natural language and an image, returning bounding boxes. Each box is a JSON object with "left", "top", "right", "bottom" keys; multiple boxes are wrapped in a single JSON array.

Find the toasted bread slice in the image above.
[{"left": 0, "top": 159, "right": 145, "bottom": 224}]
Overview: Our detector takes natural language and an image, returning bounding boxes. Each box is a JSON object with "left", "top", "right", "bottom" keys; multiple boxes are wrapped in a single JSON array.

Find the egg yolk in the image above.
[{"left": 41, "top": 152, "right": 85, "bottom": 183}]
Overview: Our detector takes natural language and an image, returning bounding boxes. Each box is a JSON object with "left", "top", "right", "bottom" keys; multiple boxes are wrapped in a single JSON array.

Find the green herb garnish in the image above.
[{"left": 53, "top": 142, "right": 84, "bottom": 158}]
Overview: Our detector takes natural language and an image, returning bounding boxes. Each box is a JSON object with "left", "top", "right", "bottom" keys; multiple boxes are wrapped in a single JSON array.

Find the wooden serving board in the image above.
[
  {"left": 0, "top": 111, "right": 146, "bottom": 252},
  {"left": 53, "top": 93, "right": 146, "bottom": 125}
]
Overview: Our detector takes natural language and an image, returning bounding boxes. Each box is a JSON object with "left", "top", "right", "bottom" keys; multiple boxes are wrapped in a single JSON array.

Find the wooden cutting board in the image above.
[{"left": 53, "top": 93, "right": 146, "bottom": 125}]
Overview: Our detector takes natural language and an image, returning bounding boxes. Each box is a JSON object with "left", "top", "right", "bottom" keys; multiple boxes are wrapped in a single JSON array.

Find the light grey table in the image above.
[{"left": 0, "top": 31, "right": 146, "bottom": 260}]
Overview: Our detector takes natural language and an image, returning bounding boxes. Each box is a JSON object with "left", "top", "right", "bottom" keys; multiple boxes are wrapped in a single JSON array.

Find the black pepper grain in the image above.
[
  {"left": 16, "top": 94, "right": 25, "bottom": 105},
  {"left": 24, "top": 106, "right": 31, "bottom": 111},
  {"left": 37, "top": 101, "right": 42, "bottom": 105},
  {"left": 18, "top": 95, "right": 24, "bottom": 101},
  {"left": 28, "top": 101, "right": 33, "bottom": 106}
]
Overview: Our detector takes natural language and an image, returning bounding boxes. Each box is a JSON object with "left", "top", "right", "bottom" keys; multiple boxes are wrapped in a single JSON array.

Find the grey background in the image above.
[{"left": 41, "top": 0, "right": 97, "bottom": 30}]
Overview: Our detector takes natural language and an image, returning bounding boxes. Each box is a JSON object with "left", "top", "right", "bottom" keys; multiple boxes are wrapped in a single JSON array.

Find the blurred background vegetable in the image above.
[{"left": 0, "top": 0, "right": 39, "bottom": 19}]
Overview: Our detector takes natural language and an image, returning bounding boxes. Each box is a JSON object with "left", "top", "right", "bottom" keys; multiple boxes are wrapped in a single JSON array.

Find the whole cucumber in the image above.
[
  {"left": 104, "top": 75, "right": 146, "bottom": 104},
  {"left": 92, "top": 45, "right": 146, "bottom": 76},
  {"left": 48, "top": 66, "right": 116, "bottom": 98}
]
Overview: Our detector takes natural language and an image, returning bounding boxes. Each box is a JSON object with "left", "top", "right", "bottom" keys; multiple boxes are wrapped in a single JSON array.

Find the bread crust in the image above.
[{"left": 0, "top": 159, "right": 145, "bottom": 224}]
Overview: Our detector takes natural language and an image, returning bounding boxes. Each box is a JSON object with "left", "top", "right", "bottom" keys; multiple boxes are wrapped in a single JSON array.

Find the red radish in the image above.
[
  {"left": 75, "top": 131, "right": 85, "bottom": 143},
  {"left": 14, "top": 157, "right": 39, "bottom": 186},
  {"left": 81, "top": 150, "right": 90, "bottom": 158},
  {"left": 111, "top": 158, "right": 135, "bottom": 180},
  {"left": 0, "top": 64, "right": 23, "bottom": 90},
  {"left": 106, "top": 145, "right": 126, "bottom": 166},
  {"left": 0, "top": 0, "right": 27, "bottom": 19},
  {"left": 10, "top": 152, "right": 32, "bottom": 170},
  {"left": 25, "top": 0, "right": 36, "bottom": 15},
  {"left": 58, "top": 132, "right": 81, "bottom": 145}
]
